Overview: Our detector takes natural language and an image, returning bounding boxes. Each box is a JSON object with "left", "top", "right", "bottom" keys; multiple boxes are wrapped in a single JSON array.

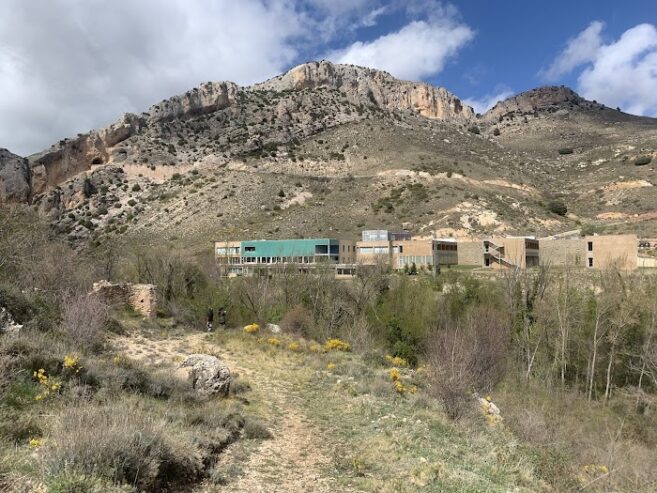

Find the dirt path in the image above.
[{"left": 111, "top": 331, "right": 345, "bottom": 493}]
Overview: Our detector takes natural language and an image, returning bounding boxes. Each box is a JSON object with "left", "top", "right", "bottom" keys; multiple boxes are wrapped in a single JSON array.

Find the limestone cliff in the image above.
[
  {"left": 0, "top": 148, "right": 31, "bottom": 204},
  {"left": 255, "top": 60, "right": 475, "bottom": 122}
]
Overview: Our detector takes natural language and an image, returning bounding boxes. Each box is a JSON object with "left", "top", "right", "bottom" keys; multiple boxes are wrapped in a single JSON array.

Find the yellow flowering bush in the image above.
[
  {"left": 33, "top": 368, "right": 62, "bottom": 401},
  {"left": 389, "top": 367, "right": 401, "bottom": 381},
  {"left": 385, "top": 355, "right": 408, "bottom": 368},
  {"left": 326, "top": 362, "right": 336, "bottom": 370},
  {"left": 308, "top": 343, "right": 323, "bottom": 353},
  {"left": 394, "top": 380, "right": 406, "bottom": 394},
  {"left": 409, "top": 385, "right": 418, "bottom": 394},
  {"left": 29, "top": 438, "right": 43, "bottom": 448},
  {"left": 267, "top": 337, "right": 282, "bottom": 346},
  {"left": 111, "top": 354, "right": 125, "bottom": 365},
  {"left": 325, "top": 338, "right": 351, "bottom": 352},
  {"left": 63, "top": 354, "right": 81, "bottom": 373},
  {"left": 578, "top": 463, "right": 609, "bottom": 485},
  {"left": 288, "top": 341, "right": 301, "bottom": 352},
  {"left": 243, "top": 323, "right": 260, "bottom": 334}
]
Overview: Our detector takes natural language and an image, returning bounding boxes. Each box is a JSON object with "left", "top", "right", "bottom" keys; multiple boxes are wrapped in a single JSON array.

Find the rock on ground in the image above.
[{"left": 180, "top": 354, "right": 231, "bottom": 396}]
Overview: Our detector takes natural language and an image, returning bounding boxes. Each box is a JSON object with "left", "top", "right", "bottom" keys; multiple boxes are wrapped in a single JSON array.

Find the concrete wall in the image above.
[
  {"left": 458, "top": 240, "right": 483, "bottom": 266},
  {"left": 339, "top": 240, "right": 357, "bottom": 264},
  {"left": 539, "top": 238, "right": 584, "bottom": 267},
  {"left": 585, "top": 234, "right": 637, "bottom": 270}
]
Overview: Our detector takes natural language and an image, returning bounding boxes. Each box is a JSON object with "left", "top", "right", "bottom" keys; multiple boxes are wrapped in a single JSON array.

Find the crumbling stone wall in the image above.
[{"left": 92, "top": 280, "right": 157, "bottom": 318}]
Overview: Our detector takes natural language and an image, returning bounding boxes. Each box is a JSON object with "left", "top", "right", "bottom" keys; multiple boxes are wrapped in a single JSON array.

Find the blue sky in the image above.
[{"left": 1, "top": 0, "right": 656, "bottom": 154}]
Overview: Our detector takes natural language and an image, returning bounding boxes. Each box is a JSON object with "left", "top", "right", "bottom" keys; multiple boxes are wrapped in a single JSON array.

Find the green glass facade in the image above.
[{"left": 240, "top": 239, "right": 340, "bottom": 263}]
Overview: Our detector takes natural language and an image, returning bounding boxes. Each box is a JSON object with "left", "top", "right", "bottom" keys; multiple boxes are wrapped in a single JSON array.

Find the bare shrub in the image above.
[
  {"left": 427, "top": 305, "right": 510, "bottom": 419},
  {"left": 43, "top": 401, "right": 204, "bottom": 490},
  {"left": 61, "top": 291, "right": 108, "bottom": 348},
  {"left": 280, "top": 304, "right": 312, "bottom": 336}
]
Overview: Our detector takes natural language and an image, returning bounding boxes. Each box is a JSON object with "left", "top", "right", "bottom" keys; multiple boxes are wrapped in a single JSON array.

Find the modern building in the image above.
[
  {"left": 356, "top": 230, "right": 457, "bottom": 271},
  {"left": 539, "top": 234, "right": 637, "bottom": 270},
  {"left": 215, "top": 238, "right": 356, "bottom": 276},
  {"left": 457, "top": 237, "right": 539, "bottom": 269},
  {"left": 215, "top": 230, "right": 457, "bottom": 276}
]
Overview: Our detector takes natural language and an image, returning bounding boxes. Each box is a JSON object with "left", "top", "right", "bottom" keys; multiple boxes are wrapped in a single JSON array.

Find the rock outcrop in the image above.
[
  {"left": 28, "top": 113, "right": 144, "bottom": 196},
  {"left": 482, "top": 86, "right": 593, "bottom": 122},
  {"left": 146, "top": 81, "right": 240, "bottom": 122},
  {"left": 0, "top": 307, "right": 22, "bottom": 336},
  {"left": 255, "top": 60, "right": 475, "bottom": 122},
  {"left": 0, "top": 148, "right": 31, "bottom": 204},
  {"left": 91, "top": 280, "right": 157, "bottom": 318},
  {"left": 180, "top": 354, "right": 231, "bottom": 396}
]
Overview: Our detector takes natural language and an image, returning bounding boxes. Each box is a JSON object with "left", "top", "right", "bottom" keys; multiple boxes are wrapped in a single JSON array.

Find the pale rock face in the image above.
[
  {"left": 0, "top": 148, "right": 31, "bottom": 204},
  {"left": 180, "top": 354, "right": 231, "bottom": 397},
  {"left": 0, "top": 307, "right": 22, "bottom": 336},
  {"left": 146, "top": 81, "right": 240, "bottom": 122},
  {"left": 255, "top": 60, "right": 475, "bottom": 123}
]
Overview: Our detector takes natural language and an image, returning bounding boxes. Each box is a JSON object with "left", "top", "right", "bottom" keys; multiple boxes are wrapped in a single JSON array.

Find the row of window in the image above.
[
  {"left": 398, "top": 255, "right": 434, "bottom": 267},
  {"left": 241, "top": 256, "right": 340, "bottom": 264}
]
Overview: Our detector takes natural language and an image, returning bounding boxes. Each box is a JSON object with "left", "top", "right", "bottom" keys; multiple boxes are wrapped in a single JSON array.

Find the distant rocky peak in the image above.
[
  {"left": 255, "top": 60, "right": 475, "bottom": 123},
  {"left": 483, "top": 86, "right": 594, "bottom": 121}
]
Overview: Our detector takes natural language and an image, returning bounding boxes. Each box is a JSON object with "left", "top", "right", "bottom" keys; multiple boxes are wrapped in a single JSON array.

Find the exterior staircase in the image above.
[{"left": 483, "top": 239, "right": 518, "bottom": 268}]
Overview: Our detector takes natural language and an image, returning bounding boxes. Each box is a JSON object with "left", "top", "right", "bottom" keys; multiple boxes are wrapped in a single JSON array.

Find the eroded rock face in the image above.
[
  {"left": 146, "top": 81, "right": 240, "bottom": 122},
  {"left": 255, "top": 60, "right": 475, "bottom": 123},
  {"left": 180, "top": 354, "right": 231, "bottom": 397},
  {"left": 0, "top": 148, "right": 31, "bottom": 204},
  {"left": 28, "top": 114, "right": 145, "bottom": 196}
]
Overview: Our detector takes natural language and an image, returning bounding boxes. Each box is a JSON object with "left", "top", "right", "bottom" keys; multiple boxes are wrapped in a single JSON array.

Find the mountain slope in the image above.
[{"left": 1, "top": 62, "right": 656, "bottom": 248}]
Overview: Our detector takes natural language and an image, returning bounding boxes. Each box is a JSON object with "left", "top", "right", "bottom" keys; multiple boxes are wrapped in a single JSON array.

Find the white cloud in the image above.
[
  {"left": 578, "top": 24, "right": 657, "bottom": 116},
  {"left": 0, "top": 0, "right": 312, "bottom": 155},
  {"left": 463, "top": 89, "right": 514, "bottom": 115},
  {"left": 541, "top": 21, "right": 604, "bottom": 81},
  {"left": 327, "top": 16, "right": 473, "bottom": 80},
  {"left": 543, "top": 22, "right": 657, "bottom": 117}
]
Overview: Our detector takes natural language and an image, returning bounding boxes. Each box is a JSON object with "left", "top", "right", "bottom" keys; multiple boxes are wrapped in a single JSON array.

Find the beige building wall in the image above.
[
  {"left": 458, "top": 240, "right": 484, "bottom": 266},
  {"left": 539, "top": 238, "right": 585, "bottom": 267},
  {"left": 585, "top": 234, "right": 637, "bottom": 270},
  {"left": 338, "top": 240, "right": 357, "bottom": 264},
  {"left": 215, "top": 241, "right": 241, "bottom": 264}
]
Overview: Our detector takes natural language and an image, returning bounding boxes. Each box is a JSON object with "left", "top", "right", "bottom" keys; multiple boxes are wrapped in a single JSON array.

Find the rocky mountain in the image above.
[{"left": 1, "top": 61, "right": 657, "bottom": 250}]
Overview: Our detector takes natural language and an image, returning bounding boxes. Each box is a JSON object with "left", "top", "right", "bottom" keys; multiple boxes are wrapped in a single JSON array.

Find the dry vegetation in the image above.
[{"left": 2, "top": 207, "right": 657, "bottom": 492}]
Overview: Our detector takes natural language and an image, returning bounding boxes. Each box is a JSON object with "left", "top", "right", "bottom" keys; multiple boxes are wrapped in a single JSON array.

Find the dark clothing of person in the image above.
[
  {"left": 206, "top": 308, "right": 214, "bottom": 332},
  {"left": 218, "top": 308, "right": 227, "bottom": 326}
]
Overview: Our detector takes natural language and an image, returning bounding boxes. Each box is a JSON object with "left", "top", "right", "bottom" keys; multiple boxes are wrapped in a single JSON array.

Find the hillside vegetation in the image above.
[{"left": 2, "top": 208, "right": 657, "bottom": 492}]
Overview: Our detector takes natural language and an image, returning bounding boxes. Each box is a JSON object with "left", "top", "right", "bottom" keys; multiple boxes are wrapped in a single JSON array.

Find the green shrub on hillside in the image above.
[
  {"left": 558, "top": 148, "right": 574, "bottom": 155},
  {"left": 634, "top": 155, "right": 652, "bottom": 166},
  {"left": 547, "top": 199, "right": 568, "bottom": 216}
]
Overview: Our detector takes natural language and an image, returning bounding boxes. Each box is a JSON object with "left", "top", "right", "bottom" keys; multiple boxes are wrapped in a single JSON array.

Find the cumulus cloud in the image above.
[
  {"left": 0, "top": 0, "right": 476, "bottom": 155},
  {"left": 578, "top": 24, "right": 657, "bottom": 116},
  {"left": 463, "top": 88, "right": 514, "bottom": 115},
  {"left": 327, "top": 12, "right": 473, "bottom": 80},
  {"left": 541, "top": 21, "right": 604, "bottom": 81},
  {"left": 0, "top": 0, "right": 314, "bottom": 155},
  {"left": 544, "top": 22, "right": 657, "bottom": 117}
]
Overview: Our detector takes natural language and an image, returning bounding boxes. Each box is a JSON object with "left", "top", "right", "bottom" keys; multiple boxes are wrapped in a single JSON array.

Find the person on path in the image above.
[{"left": 206, "top": 307, "right": 214, "bottom": 332}]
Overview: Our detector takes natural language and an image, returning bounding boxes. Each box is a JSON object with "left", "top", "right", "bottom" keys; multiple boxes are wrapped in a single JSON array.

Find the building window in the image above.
[
  {"left": 485, "top": 258, "right": 490, "bottom": 267},
  {"left": 244, "top": 246, "right": 255, "bottom": 252},
  {"left": 588, "top": 258, "right": 593, "bottom": 267},
  {"left": 587, "top": 241, "right": 593, "bottom": 252},
  {"left": 399, "top": 246, "right": 403, "bottom": 253}
]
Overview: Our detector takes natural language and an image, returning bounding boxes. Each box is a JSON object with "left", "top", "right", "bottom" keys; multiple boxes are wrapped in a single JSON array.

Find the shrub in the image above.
[
  {"left": 42, "top": 402, "right": 204, "bottom": 490},
  {"left": 243, "top": 323, "right": 260, "bottom": 334},
  {"left": 325, "top": 338, "right": 351, "bottom": 351},
  {"left": 547, "top": 199, "right": 568, "bottom": 216},
  {"left": 60, "top": 291, "right": 108, "bottom": 349},
  {"left": 493, "top": 128, "right": 501, "bottom": 136},
  {"left": 468, "top": 126, "right": 480, "bottom": 135},
  {"left": 243, "top": 417, "right": 272, "bottom": 440},
  {"left": 634, "top": 156, "right": 652, "bottom": 166},
  {"left": 280, "top": 305, "right": 312, "bottom": 336},
  {"left": 428, "top": 305, "right": 509, "bottom": 419},
  {"left": 558, "top": 148, "right": 574, "bottom": 155},
  {"left": 132, "top": 184, "right": 141, "bottom": 192}
]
